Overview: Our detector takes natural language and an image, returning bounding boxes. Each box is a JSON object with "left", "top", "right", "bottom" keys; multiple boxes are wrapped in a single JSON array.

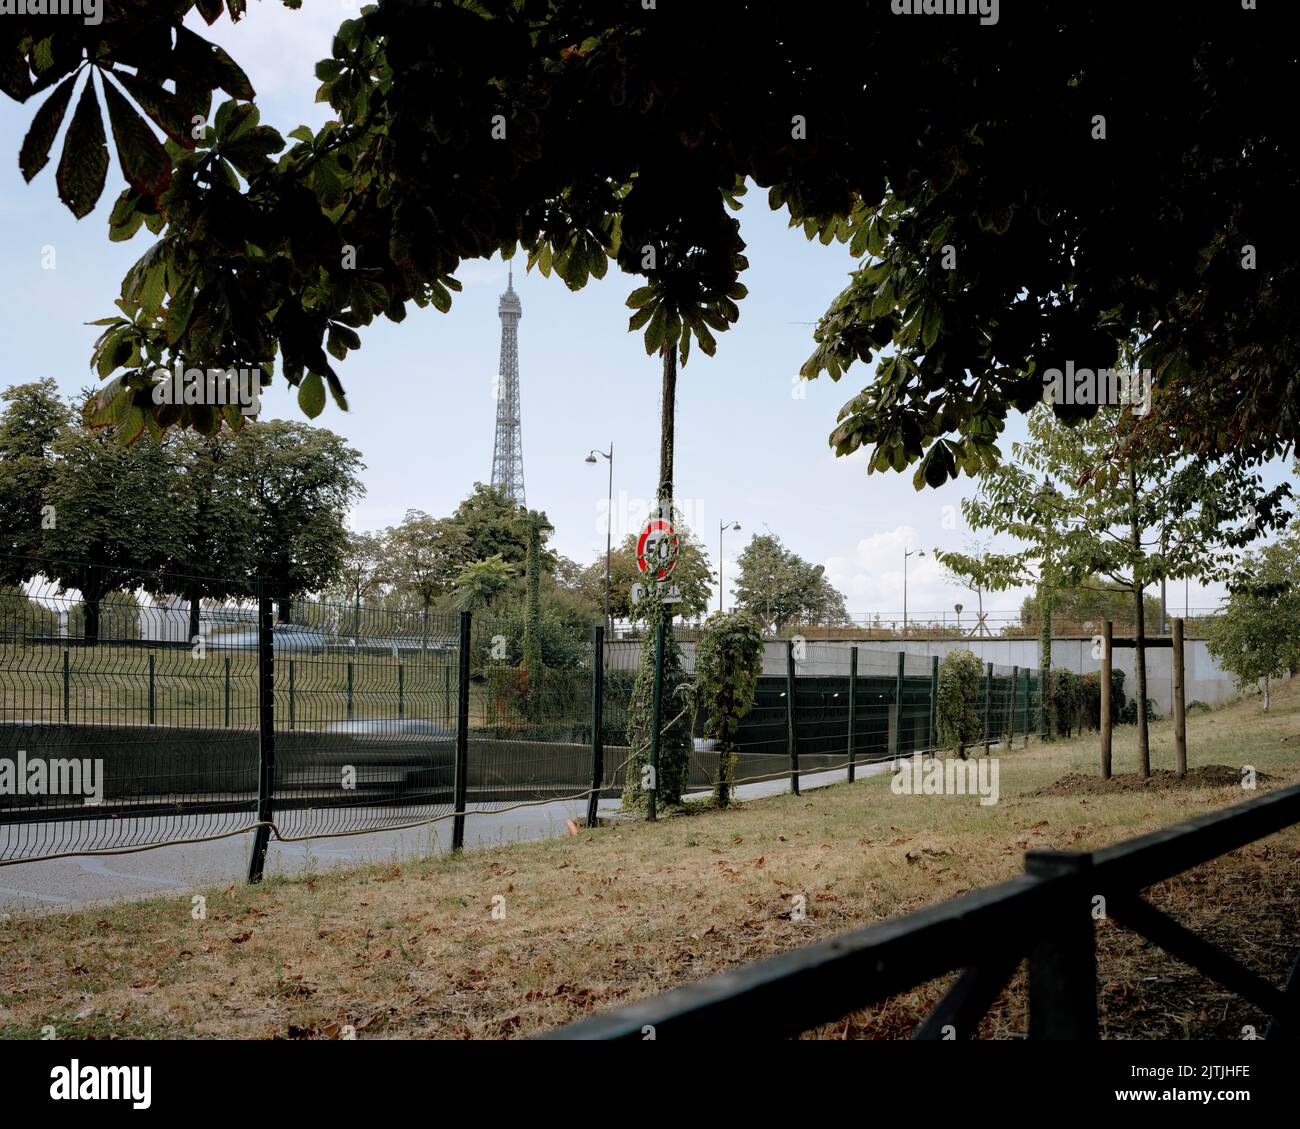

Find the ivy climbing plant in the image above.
[{"left": 691, "top": 611, "right": 764, "bottom": 808}]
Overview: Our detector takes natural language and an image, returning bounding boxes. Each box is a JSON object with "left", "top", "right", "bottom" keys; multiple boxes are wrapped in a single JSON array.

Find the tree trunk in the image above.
[
  {"left": 188, "top": 581, "right": 202, "bottom": 642},
  {"left": 1263, "top": 675, "right": 1271, "bottom": 712},
  {"left": 277, "top": 596, "right": 292, "bottom": 624},
  {"left": 83, "top": 598, "right": 101, "bottom": 648},
  {"left": 622, "top": 343, "right": 690, "bottom": 812},
  {"left": 353, "top": 589, "right": 361, "bottom": 653},
  {"left": 1130, "top": 465, "right": 1150, "bottom": 776},
  {"left": 422, "top": 601, "right": 430, "bottom": 652},
  {"left": 1039, "top": 585, "right": 1055, "bottom": 739},
  {"left": 658, "top": 343, "right": 676, "bottom": 511}
]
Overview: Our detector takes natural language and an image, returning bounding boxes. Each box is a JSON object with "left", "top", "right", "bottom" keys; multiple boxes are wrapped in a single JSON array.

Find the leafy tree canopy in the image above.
[
  {"left": 734, "top": 532, "right": 848, "bottom": 632},
  {"left": 9, "top": 3, "right": 1296, "bottom": 483}
]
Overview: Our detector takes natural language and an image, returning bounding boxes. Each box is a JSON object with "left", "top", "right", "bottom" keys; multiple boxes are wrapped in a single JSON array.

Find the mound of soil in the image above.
[{"left": 1036, "top": 765, "right": 1274, "bottom": 797}]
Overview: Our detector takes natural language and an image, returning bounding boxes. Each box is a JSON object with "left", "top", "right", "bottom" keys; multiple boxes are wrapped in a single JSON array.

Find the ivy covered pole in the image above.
[
  {"left": 648, "top": 622, "right": 665, "bottom": 822},
  {"left": 521, "top": 514, "right": 543, "bottom": 720},
  {"left": 621, "top": 340, "right": 692, "bottom": 814},
  {"left": 694, "top": 612, "right": 763, "bottom": 807}
]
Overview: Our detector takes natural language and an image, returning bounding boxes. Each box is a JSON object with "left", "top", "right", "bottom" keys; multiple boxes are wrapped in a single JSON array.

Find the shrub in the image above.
[
  {"left": 1051, "top": 668, "right": 1081, "bottom": 737},
  {"left": 936, "top": 649, "right": 983, "bottom": 758}
]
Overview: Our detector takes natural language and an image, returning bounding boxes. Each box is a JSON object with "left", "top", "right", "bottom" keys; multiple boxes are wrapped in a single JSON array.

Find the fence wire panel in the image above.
[
  {"left": 467, "top": 614, "right": 596, "bottom": 809},
  {"left": 1, "top": 562, "right": 259, "bottom": 861},
  {"left": 269, "top": 598, "right": 459, "bottom": 840},
  {"left": 599, "top": 641, "right": 640, "bottom": 794},
  {"left": 2, "top": 559, "right": 1066, "bottom": 866}
]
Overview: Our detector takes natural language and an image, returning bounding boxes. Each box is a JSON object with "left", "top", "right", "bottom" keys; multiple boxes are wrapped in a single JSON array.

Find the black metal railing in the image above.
[{"left": 542, "top": 781, "right": 1300, "bottom": 1040}]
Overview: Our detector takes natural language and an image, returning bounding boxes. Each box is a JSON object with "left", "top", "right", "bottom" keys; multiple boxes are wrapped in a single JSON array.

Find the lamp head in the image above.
[{"left": 584, "top": 453, "right": 597, "bottom": 465}]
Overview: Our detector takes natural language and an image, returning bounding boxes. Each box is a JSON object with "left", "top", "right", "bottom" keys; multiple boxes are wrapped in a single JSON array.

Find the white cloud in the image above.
[{"left": 823, "top": 526, "right": 1031, "bottom": 621}]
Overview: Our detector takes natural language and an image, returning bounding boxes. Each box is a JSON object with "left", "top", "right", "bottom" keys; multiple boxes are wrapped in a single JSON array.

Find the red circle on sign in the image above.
[{"left": 636, "top": 519, "right": 679, "bottom": 582}]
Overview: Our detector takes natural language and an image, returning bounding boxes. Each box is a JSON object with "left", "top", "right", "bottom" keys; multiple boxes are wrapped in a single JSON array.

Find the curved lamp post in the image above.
[
  {"left": 719, "top": 520, "right": 741, "bottom": 613},
  {"left": 585, "top": 444, "right": 614, "bottom": 637}
]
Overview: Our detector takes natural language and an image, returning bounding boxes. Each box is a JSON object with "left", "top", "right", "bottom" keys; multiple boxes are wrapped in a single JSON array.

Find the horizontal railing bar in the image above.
[
  {"left": 540, "top": 875, "right": 1051, "bottom": 1040},
  {"left": 1091, "top": 782, "right": 1300, "bottom": 890}
]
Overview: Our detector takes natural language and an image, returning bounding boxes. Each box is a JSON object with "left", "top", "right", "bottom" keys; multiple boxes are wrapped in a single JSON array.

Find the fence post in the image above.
[
  {"left": 890, "top": 651, "right": 905, "bottom": 763},
  {"left": 1025, "top": 850, "right": 1099, "bottom": 1039},
  {"left": 649, "top": 622, "right": 665, "bottom": 820},
  {"left": 452, "top": 611, "right": 471, "bottom": 851},
  {"left": 288, "top": 659, "right": 295, "bottom": 730},
  {"left": 246, "top": 590, "right": 275, "bottom": 884},
  {"left": 224, "top": 656, "right": 231, "bottom": 728},
  {"left": 443, "top": 665, "right": 451, "bottom": 727},
  {"left": 1022, "top": 668, "right": 1031, "bottom": 744},
  {"left": 1100, "top": 620, "right": 1112, "bottom": 779},
  {"left": 1006, "top": 665, "right": 1018, "bottom": 748},
  {"left": 346, "top": 661, "right": 354, "bottom": 722},
  {"left": 587, "top": 626, "right": 604, "bottom": 829},
  {"left": 928, "top": 654, "right": 939, "bottom": 752},
  {"left": 62, "top": 649, "right": 69, "bottom": 723},
  {"left": 785, "top": 639, "right": 800, "bottom": 796},
  {"left": 148, "top": 653, "right": 155, "bottom": 725},
  {"left": 982, "top": 661, "right": 993, "bottom": 757},
  {"left": 847, "top": 646, "right": 858, "bottom": 784},
  {"left": 398, "top": 663, "right": 405, "bottom": 721},
  {"left": 1173, "top": 617, "right": 1187, "bottom": 777}
]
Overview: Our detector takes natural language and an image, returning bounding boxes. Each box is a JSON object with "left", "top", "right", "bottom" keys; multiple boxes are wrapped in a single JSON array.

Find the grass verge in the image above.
[{"left": 2, "top": 681, "right": 1297, "bottom": 1039}]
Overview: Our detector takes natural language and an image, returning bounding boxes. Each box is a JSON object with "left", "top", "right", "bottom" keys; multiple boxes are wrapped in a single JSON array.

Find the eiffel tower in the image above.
[{"left": 490, "top": 266, "right": 526, "bottom": 506}]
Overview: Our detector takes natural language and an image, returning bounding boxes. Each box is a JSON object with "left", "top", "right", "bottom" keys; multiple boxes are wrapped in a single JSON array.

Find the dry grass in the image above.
[{"left": 2, "top": 680, "right": 1298, "bottom": 1040}]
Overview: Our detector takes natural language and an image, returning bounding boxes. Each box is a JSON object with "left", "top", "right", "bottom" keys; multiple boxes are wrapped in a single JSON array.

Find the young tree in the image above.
[
  {"left": 734, "top": 533, "right": 849, "bottom": 632},
  {"left": 381, "top": 510, "right": 470, "bottom": 650},
  {"left": 40, "top": 419, "right": 184, "bottom": 645},
  {"left": 0, "top": 380, "right": 68, "bottom": 582},
  {"left": 520, "top": 513, "right": 545, "bottom": 718},
  {"left": 1206, "top": 535, "right": 1300, "bottom": 711},
  {"left": 160, "top": 430, "right": 258, "bottom": 639},
  {"left": 445, "top": 484, "right": 554, "bottom": 573},
  {"left": 961, "top": 404, "right": 1291, "bottom": 773},
  {"left": 934, "top": 539, "right": 1024, "bottom": 639},
  {"left": 337, "top": 530, "right": 386, "bottom": 648},
  {"left": 232, "top": 421, "right": 365, "bottom": 623}
]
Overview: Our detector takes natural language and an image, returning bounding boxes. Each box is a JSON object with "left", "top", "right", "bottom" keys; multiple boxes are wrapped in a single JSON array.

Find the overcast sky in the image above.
[{"left": 1, "top": 2, "right": 1291, "bottom": 621}]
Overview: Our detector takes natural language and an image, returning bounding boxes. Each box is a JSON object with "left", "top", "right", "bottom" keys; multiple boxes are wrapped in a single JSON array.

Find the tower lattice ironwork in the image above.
[{"left": 490, "top": 266, "right": 526, "bottom": 506}]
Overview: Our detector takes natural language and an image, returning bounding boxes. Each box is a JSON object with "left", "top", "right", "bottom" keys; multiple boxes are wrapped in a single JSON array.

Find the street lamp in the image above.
[
  {"left": 719, "top": 520, "right": 741, "bottom": 613},
  {"left": 585, "top": 444, "right": 614, "bottom": 639},
  {"left": 903, "top": 548, "right": 925, "bottom": 634}
]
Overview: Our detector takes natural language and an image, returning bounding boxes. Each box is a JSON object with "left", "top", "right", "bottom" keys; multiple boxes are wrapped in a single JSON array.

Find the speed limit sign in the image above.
[{"left": 636, "top": 518, "right": 680, "bottom": 583}]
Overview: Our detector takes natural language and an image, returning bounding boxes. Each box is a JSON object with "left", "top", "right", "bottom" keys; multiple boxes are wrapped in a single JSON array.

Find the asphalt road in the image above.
[{"left": 0, "top": 763, "right": 890, "bottom": 915}]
